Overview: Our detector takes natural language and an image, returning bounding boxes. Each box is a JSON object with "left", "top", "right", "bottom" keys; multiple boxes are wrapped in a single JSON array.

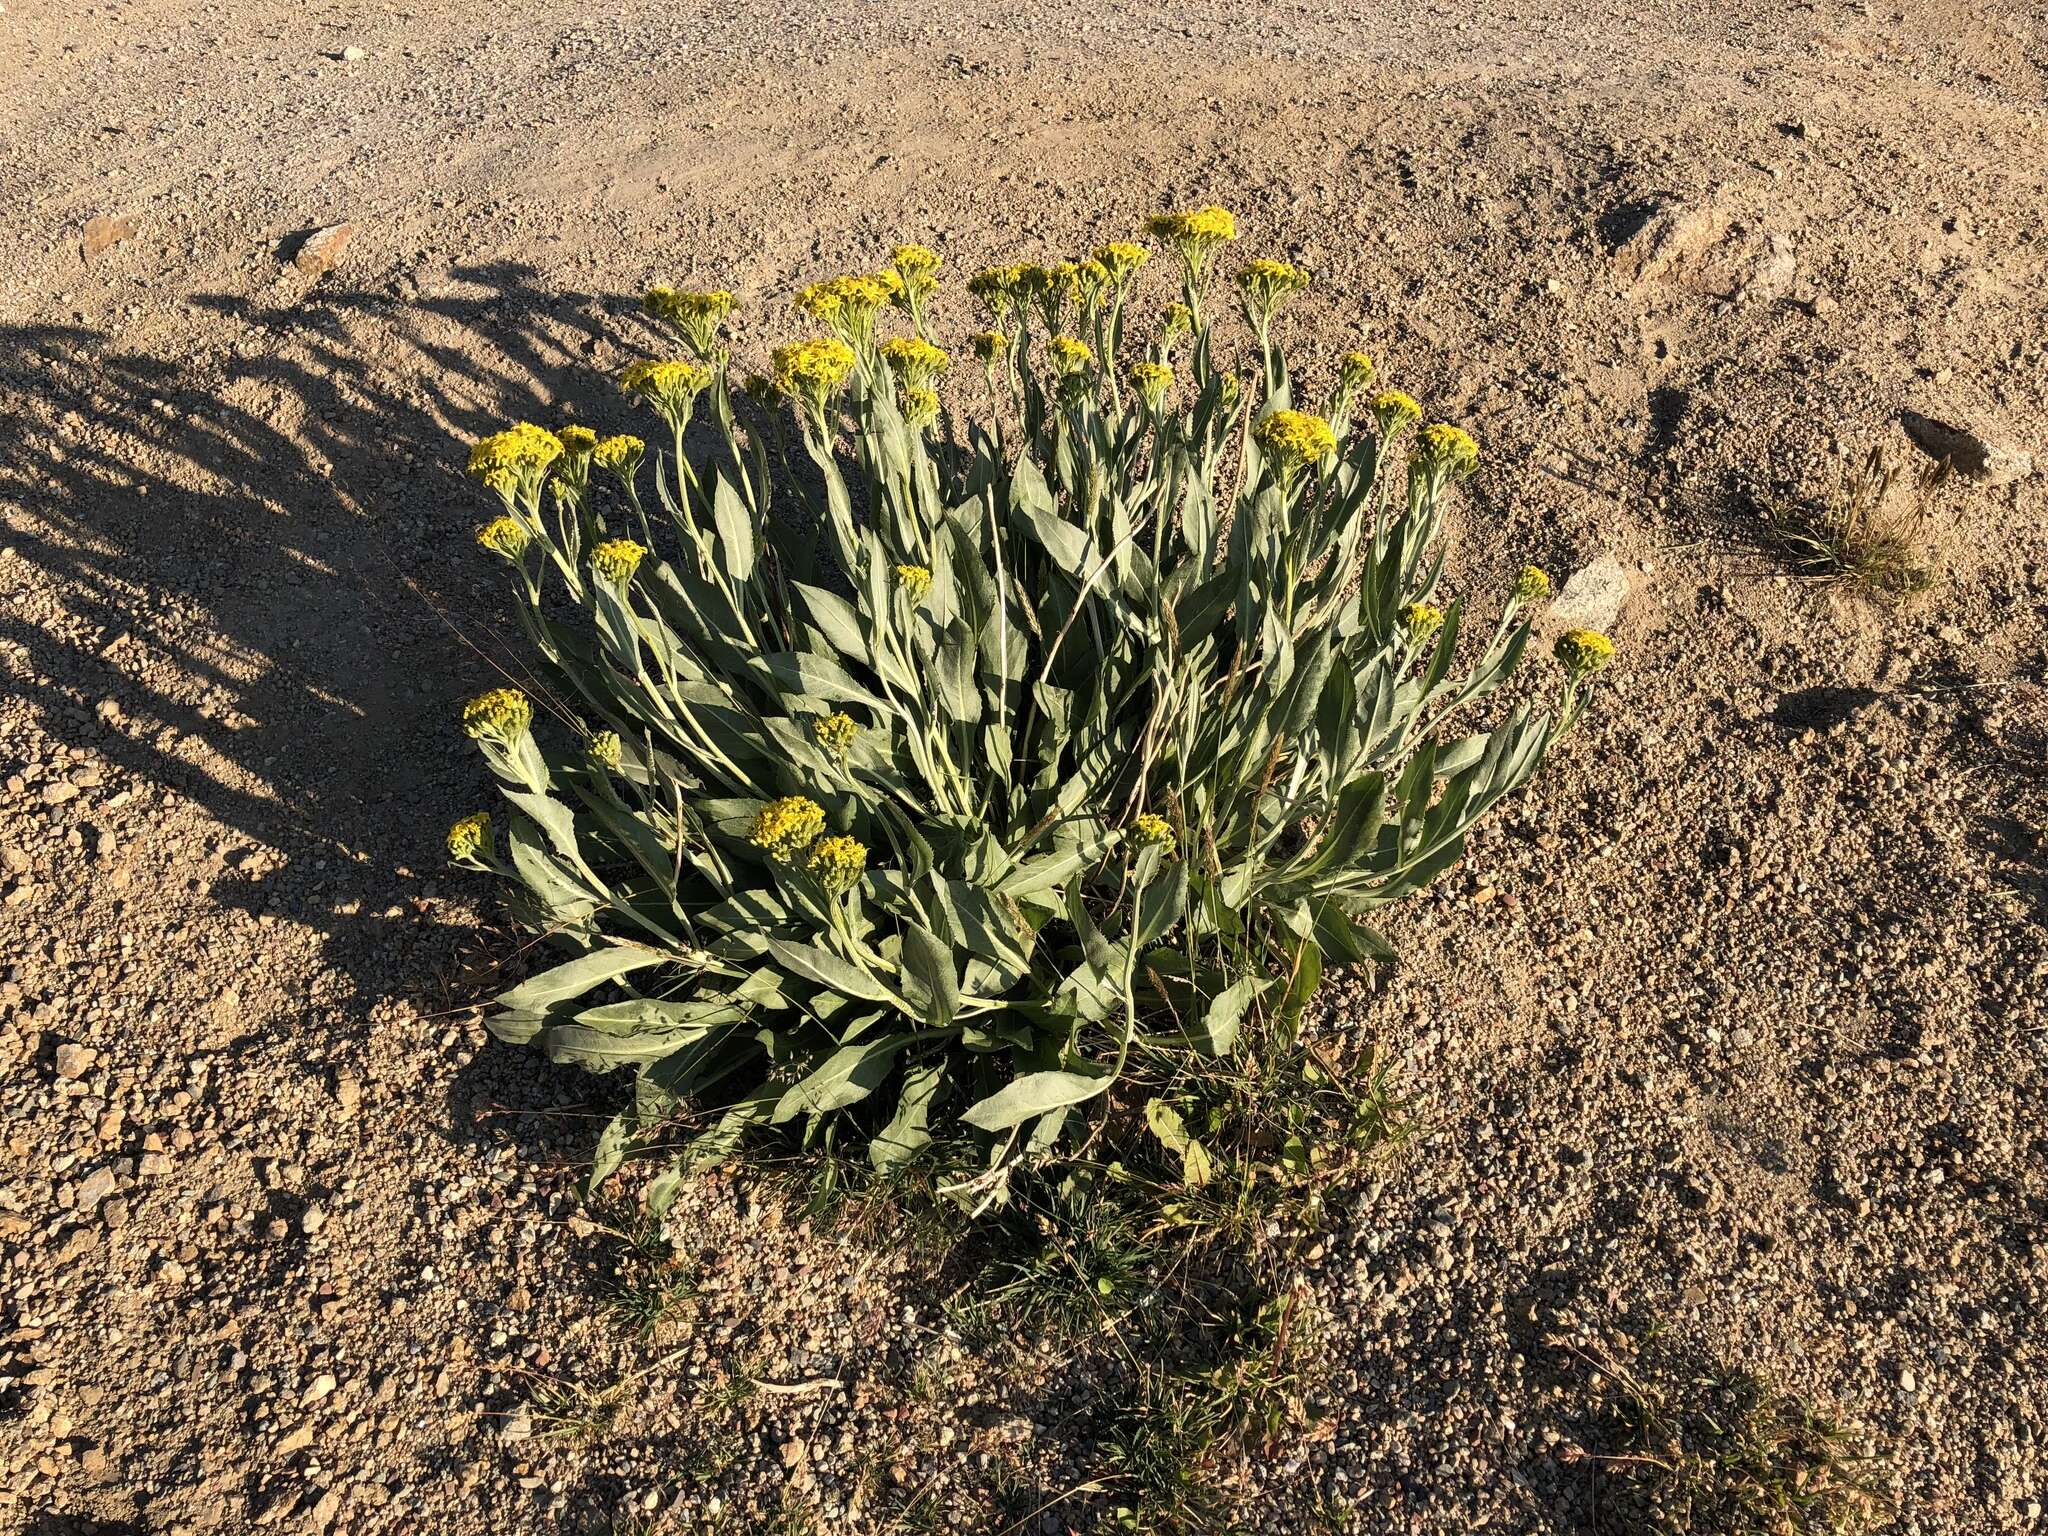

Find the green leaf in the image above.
[
  {"left": 899, "top": 921, "right": 962, "bottom": 1028},
  {"left": 764, "top": 938, "right": 898, "bottom": 1005},
  {"left": 712, "top": 473, "right": 757, "bottom": 583},
  {"left": 585, "top": 1110, "right": 632, "bottom": 1197},
  {"left": 960, "top": 1065, "right": 1113, "bottom": 1132},
  {"left": 1190, "top": 975, "right": 1270, "bottom": 1057},
  {"left": 869, "top": 1059, "right": 944, "bottom": 1169},
  {"left": 772, "top": 1034, "right": 915, "bottom": 1123},
  {"left": 493, "top": 945, "right": 669, "bottom": 1012}
]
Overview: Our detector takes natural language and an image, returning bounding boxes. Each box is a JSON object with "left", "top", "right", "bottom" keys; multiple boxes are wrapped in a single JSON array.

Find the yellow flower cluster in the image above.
[
  {"left": 968, "top": 265, "right": 1024, "bottom": 322},
  {"left": 880, "top": 335, "right": 950, "bottom": 388},
  {"left": 555, "top": 424, "right": 599, "bottom": 457},
  {"left": 1236, "top": 257, "right": 1311, "bottom": 323},
  {"left": 447, "top": 811, "right": 491, "bottom": 861},
  {"left": 1129, "top": 361, "right": 1174, "bottom": 410},
  {"left": 902, "top": 387, "right": 940, "bottom": 428},
  {"left": 1252, "top": 409, "right": 1337, "bottom": 472},
  {"left": 467, "top": 423, "right": 562, "bottom": 495},
  {"left": 890, "top": 243, "right": 942, "bottom": 305},
  {"left": 645, "top": 287, "right": 735, "bottom": 355},
  {"left": 621, "top": 359, "right": 712, "bottom": 421},
  {"left": 476, "top": 516, "right": 530, "bottom": 560},
  {"left": 1513, "top": 565, "right": 1552, "bottom": 605},
  {"left": 894, "top": 564, "right": 933, "bottom": 603},
  {"left": 969, "top": 330, "right": 1007, "bottom": 363},
  {"left": 797, "top": 273, "right": 895, "bottom": 341},
  {"left": 806, "top": 834, "right": 868, "bottom": 895},
  {"left": 1147, "top": 205, "right": 1238, "bottom": 274},
  {"left": 750, "top": 795, "right": 827, "bottom": 864},
  {"left": 462, "top": 687, "right": 533, "bottom": 741},
  {"left": 1555, "top": 628, "right": 1616, "bottom": 676},
  {"left": 592, "top": 434, "right": 643, "bottom": 473},
  {"left": 587, "top": 730, "right": 622, "bottom": 769},
  {"left": 813, "top": 711, "right": 861, "bottom": 762},
  {"left": 1401, "top": 602, "right": 1445, "bottom": 644},
  {"left": 772, "top": 337, "right": 858, "bottom": 411},
  {"left": 590, "top": 538, "right": 647, "bottom": 585},
  {"left": 1049, "top": 335, "right": 1095, "bottom": 376},
  {"left": 1131, "top": 813, "right": 1175, "bottom": 852},
  {"left": 1094, "top": 241, "right": 1150, "bottom": 282},
  {"left": 1162, "top": 302, "right": 1195, "bottom": 341},
  {"left": 1412, "top": 423, "right": 1480, "bottom": 480},
  {"left": 1339, "top": 351, "right": 1376, "bottom": 393},
  {"left": 1370, "top": 389, "right": 1422, "bottom": 437}
]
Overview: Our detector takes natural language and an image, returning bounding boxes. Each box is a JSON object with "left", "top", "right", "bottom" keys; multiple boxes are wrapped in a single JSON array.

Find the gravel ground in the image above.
[{"left": 2, "top": 0, "right": 2045, "bottom": 1530}]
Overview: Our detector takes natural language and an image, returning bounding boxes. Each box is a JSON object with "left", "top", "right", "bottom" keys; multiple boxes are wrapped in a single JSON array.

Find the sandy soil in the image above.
[{"left": 2, "top": 0, "right": 2045, "bottom": 1531}]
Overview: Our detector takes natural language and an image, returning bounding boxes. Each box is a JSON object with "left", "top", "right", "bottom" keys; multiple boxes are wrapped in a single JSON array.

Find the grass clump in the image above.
[
  {"left": 1766, "top": 445, "right": 1946, "bottom": 596},
  {"left": 446, "top": 201, "right": 1613, "bottom": 1210},
  {"left": 1568, "top": 1340, "right": 1893, "bottom": 1535}
]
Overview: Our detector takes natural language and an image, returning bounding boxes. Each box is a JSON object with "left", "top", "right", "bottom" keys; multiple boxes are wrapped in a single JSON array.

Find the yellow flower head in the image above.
[
  {"left": 587, "top": 730, "right": 622, "bottom": 770},
  {"left": 902, "top": 386, "right": 940, "bottom": 429},
  {"left": 1555, "top": 628, "right": 1616, "bottom": 677},
  {"left": 646, "top": 287, "right": 736, "bottom": 355},
  {"left": 772, "top": 337, "right": 859, "bottom": 415},
  {"left": 555, "top": 424, "right": 600, "bottom": 458},
  {"left": 1235, "top": 257, "right": 1312, "bottom": 325},
  {"left": 1049, "top": 334, "right": 1095, "bottom": 376},
  {"left": 968, "top": 266, "right": 1021, "bottom": 321},
  {"left": 592, "top": 434, "right": 644, "bottom": 473},
  {"left": 1146, "top": 205, "right": 1238, "bottom": 276},
  {"left": 1252, "top": 409, "right": 1337, "bottom": 475},
  {"left": 880, "top": 335, "right": 950, "bottom": 389},
  {"left": 467, "top": 423, "right": 563, "bottom": 490},
  {"left": 1411, "top": 423, "right": 1480, "bottom": 481},
  {"left": 813, "top": 711, "right": 861, "bottom": 762},
  {"left": 1339, "top": 351, "right": 1376, "bottom": 393},
  {"left": 621, "top": 358, "right": 712, "bottom": 421},
  {"left": 476, "top": 516, "right": 530, "bottom": 560},
  {"left": 1513, "top": 565, "right": 1552, "bottom": 605},
  {"left": 1131, "top": 813, "right": 1176, "bottom": 852},
  {"left": 1162, "top": 302, "right": 1195, "bottom": 341},
  {"left": 1094, "top": 241, "right": 1151, "bottom": 283},
  {"left": 590, "top": 538, "right": 648, "bottom": 585},
  {"left": 797, "top": 274, "right": 893, "bottom": 341},
  {"left": 1370, "top": 389, "right": 1422, "bottom": 438},
  {"left": 969, "top": 330, "right": 1008, "bottom": 364},
  {"left": 750, "top": 795, "right": 826, "bottom": 864},
  {"left": 1401, "top": 602, "right": 1445, "bottom": 645},
  {"left": 1129, "top": 361, "right": 1174, "bottom": 411},
  {"left": 806, "top": 834, "right": 868, "bottom": 895},
  {"left": 890, "top": 243, "right": 942, "bottom": 306},
  {"left": 447, "top": 812, "right": 492, "bottom": 862},
  {"left": 894, "top": 563, "right": 933, "bottom": 603},
  {"left": 462, "top": 687, "right": 533, "bottom": 742}
]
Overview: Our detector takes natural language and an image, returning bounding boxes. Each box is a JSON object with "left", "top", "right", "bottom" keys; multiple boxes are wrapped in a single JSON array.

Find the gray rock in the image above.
[
  {"left": 1548, "top": 554, "right": 1634, "bottom": 634},
  {"left": 1901, "top": 411, "right": 2032, "bottom": 486}
]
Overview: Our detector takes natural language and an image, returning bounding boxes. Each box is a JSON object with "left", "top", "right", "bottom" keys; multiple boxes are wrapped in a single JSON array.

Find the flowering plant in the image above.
[{"left": 450, "top": 210, "right": 1613, "bottom": 1210}]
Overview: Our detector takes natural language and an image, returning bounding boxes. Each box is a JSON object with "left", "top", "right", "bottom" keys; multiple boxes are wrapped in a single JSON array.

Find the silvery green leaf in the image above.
[
  {"left": 869, "top": 1059, "right": 944, "bottom": 1169},
  {"left": 494, "top": 945, "right": 669, "bottom": 1012},
  {"left": 764, "top": 938, "right": 898, "bottom": 1005},
  {"left": 711, "top": 473, "right": 756, "bottom": 582},
  {"left": 772, "top": 1033, "right": 915, "bottom": 1123},
  {"left": 960, "top": 1065, "right": 1113, "bottom": 1132}
]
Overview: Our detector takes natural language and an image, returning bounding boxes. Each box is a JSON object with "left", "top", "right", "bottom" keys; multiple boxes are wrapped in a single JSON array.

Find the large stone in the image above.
[
  {"left": 290, "top": 223, "right": 356, "bottom": 277},
  {"left": 82, "top": 215, "right": 138, "bottom": 258},
  {"left": 1548, "top": 554, "right": 1634, "bottom": 634},
  {"left": 1900, "top": 411, "right": 2032, "bottom": 487}
]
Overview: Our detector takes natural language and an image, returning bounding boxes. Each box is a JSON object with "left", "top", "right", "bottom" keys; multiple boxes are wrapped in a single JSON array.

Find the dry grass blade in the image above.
[{"left": 1766, "top": 444, "right": 1949, "bottom": 596}]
